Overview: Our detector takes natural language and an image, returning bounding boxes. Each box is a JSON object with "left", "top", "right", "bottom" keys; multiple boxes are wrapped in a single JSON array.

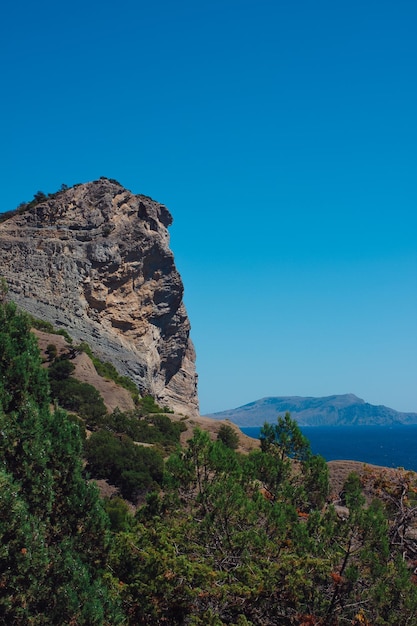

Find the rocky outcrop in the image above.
[{"left": 0, "top": 178, "right": 198, "bottom": 416}]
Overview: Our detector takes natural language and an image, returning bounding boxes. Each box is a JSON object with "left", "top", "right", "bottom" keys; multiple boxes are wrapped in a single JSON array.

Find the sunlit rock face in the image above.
[{"left": 0, "top": 178, "right": 199, "bottom": 416}]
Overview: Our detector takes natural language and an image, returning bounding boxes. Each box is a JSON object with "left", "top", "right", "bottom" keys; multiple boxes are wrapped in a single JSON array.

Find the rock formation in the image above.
[{"left": 0, "top": 178, "right": 199, "bottom": 416}]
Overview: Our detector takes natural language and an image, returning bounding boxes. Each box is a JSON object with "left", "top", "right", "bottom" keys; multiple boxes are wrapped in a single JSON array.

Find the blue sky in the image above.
[{"left": 1, "top": 1, "right": 416, "bottom": 414}]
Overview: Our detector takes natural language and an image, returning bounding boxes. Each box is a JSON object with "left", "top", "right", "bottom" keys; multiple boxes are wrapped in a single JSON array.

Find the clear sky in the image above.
[{"left": 1, "top": 1, "right": 416, "bottom": 414}]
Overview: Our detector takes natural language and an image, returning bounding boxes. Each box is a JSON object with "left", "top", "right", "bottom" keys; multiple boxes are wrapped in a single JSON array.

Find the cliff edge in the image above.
[{"left": 0, "top": 178, "right": 198, "bottom": 416}]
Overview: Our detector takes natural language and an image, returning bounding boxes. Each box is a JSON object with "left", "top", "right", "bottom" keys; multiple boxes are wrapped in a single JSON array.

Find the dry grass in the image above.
[
  {"left": 33, "top": 329, "right": 135, "bottom": 413},
  {"left": 327, "top": 459, "right": 417, "bottom": 504},
  {"left": 168, "top": 413, "right": 260, "bottom": 454}
]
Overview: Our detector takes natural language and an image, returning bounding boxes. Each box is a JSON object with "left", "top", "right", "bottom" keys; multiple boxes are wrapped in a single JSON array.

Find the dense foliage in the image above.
[
  {"left": 108, "top": 427, "right": 417, "bottom": 625},
  {"left": 82, "top": 409, "right": 185, "bottom": 501},
  {"left": 85, "top": 430, "right": 164, "bottom": 501},
  {"left": 217, "top": 423, "right": 240, "bottom": 449},
  {"left": 45, "top": 343, "right": 185, "bottom": 503},
  {"left": 0, "top": 300, "right": 122, "bottom": 624},
  {"left": 1, "top": 294, "right": 417, "bottom": 625},
  {"left": 48, "top": 356, "right": 108, "bottom": 426}
]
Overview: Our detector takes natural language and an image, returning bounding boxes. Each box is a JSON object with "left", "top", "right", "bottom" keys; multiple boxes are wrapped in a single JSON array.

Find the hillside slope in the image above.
[
  {"left": 34, "top": 327, "right": 258, "bottom": 454},
  {"left": 33, "top": 328, "right": 135, "bottom": 414}
]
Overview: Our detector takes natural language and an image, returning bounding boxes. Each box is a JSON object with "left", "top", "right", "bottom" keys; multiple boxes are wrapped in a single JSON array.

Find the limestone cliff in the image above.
[{"left": 0, "top": 178, "right": 198, "bottom": 416}]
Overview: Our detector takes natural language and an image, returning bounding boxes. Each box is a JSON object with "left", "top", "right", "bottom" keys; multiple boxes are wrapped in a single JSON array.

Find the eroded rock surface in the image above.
[{"left": 0, "top": 178, "right": 198, "bottom": 416}]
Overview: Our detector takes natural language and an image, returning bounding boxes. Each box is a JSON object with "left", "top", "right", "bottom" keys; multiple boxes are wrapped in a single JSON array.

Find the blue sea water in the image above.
[{"left": 241, "top": 425, "right": 417, "bottom": 472}]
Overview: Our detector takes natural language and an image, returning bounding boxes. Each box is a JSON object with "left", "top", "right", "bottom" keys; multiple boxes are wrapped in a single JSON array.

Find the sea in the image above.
[{"left": 241, "top": 425, "right": 417, "bottom": 472}]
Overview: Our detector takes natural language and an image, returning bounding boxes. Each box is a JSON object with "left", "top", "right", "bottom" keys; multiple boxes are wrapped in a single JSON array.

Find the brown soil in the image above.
[
  {"left": 328, "top": 459, "right": 415, "bottom": 503},
  {"left": 33, "top": 329, "right": 135, "bottom": 413},
  {"left": 169, "top": 413, "right": 261, "bottom": 454}
]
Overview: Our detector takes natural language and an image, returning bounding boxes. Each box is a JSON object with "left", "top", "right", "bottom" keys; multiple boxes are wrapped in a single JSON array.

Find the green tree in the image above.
[
  {"left": 85, "top": 430, "right": 164, "bottom": 501},
  {"left": 342, "top": 471, "right": 365, "bottom": 510},
  {"left": 107, "top": 422, "right": 417, "bottom": 625},
  {"left": 48, "top": 357, "right": 107, "bottom": 427},
  {"left": 45, "top": 342, "right": 58, "bottom": 361},
  {"left": 302, "top": 452, "right": 329, "bottom": 509},
  {"left": 0, "top": 300, "right": 122, "bottom": 624},
  {"left": 217, "top": 423, "right": 239, "bottom": 449},
  {"left": 104, "top": 497, "right": 133, "bottom": 532},
  {"left": 33, "top": 190, "right": 47, "bottom": 203},
  {"left": 260, "top": 411, "right": 311, "bottom": 461},
  {"left": 48, "top": 357, "right": 75, "bottom": 379},
  {"left": 0, "top": 276, "right": 8, "bottom": 301}
]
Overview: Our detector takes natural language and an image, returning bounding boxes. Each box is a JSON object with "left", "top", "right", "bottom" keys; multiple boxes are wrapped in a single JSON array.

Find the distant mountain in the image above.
[{"left": 206, "top": 394, "right": 417, "bottom": 427}]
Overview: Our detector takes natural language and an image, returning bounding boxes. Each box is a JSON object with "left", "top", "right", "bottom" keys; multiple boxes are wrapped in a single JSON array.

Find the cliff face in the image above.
[{"left": 0, "top": 178, "right": 199, "bottom": 416}]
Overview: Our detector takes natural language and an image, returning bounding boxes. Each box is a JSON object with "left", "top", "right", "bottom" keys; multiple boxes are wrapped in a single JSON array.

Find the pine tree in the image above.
[{"left": 0, "top": 299, "right": 122, "bottom": 624}]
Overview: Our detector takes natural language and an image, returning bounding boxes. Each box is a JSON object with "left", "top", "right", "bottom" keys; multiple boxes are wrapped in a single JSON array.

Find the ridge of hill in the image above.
[{"left": 207, "top": 394, "right": 417, "bottom": 427}]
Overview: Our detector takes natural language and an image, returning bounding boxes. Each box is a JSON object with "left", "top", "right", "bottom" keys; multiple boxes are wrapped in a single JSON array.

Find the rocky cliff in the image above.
[{"left": 0, "top": 178, "right": 199, "bottom": 416}]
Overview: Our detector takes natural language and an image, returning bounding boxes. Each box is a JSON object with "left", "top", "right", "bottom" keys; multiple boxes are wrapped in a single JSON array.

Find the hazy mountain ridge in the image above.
[{"left": 207, "top": 394, "right": 417, "bottom": 427}]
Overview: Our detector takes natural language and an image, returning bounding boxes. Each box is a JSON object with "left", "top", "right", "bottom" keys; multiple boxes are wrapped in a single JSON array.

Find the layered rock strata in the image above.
[{"left": 0, "top": 178, "right": 198, "bottom": 416}]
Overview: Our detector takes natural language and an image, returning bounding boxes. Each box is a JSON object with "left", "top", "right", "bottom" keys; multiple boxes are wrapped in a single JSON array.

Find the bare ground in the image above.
[{"left": 33, "top": 329, "right": 135, "bottom": 413}]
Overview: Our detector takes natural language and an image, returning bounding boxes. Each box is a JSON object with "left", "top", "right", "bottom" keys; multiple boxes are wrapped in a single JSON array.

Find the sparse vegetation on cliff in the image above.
[{"left": 76, "top": 341, "right": 139, "bottom": 398}]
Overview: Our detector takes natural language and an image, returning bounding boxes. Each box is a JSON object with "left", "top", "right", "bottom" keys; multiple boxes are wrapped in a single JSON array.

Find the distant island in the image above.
[{"left": 206, "top": 394, "right": 417, "bottom": 427}]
